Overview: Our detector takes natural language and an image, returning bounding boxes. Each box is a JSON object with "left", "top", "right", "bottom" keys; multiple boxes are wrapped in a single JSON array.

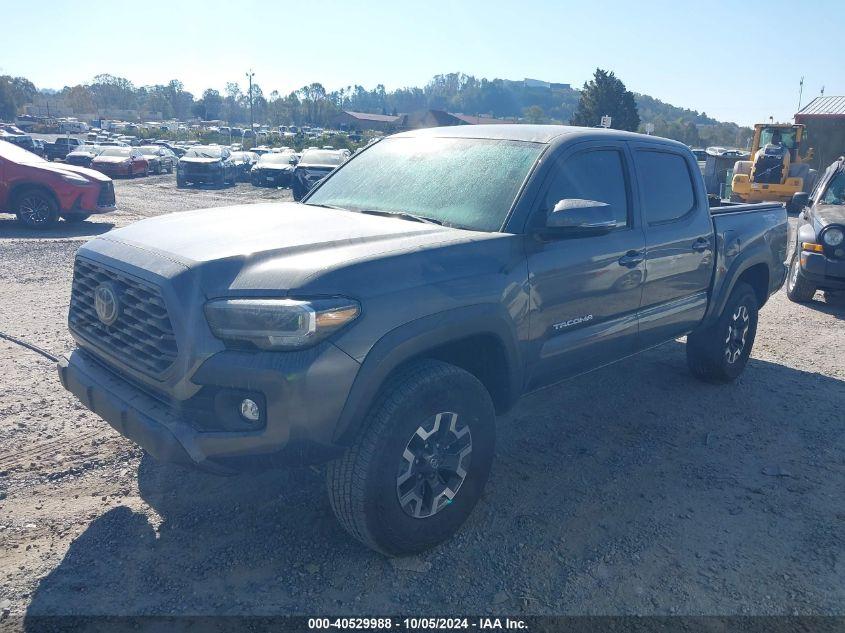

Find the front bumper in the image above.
[
  {"left": 800, "top": 251, "right": 845, "bottom": 290},
  {"left": 59, "top": 341, "right": 361, "bottom": 473},
  {"left": 58, "top": 182, "right": 116, "bottom": 215}
]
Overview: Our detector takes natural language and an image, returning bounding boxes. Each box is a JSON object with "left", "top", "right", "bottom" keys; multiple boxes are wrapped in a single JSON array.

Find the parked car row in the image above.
[{"left": 171, "top": 144, "right": 350, "bottom": 195}]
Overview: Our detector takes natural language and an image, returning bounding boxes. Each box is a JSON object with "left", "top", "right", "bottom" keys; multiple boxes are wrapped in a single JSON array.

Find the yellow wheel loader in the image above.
[{"left": 731, "top": 123, "right": 817, "bottom": 210}]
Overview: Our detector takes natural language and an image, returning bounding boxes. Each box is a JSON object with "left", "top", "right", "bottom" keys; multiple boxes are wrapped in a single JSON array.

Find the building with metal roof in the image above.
[
  {"left": 795, "top": 96, "right": 845, "bottom": 170},
  {"left": 796, "top": 96, "right": 845, "bottom": 119}
]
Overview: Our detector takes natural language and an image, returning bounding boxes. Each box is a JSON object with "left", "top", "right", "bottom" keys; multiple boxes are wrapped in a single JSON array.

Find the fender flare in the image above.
[
  {"left": 332, "top": 304, "right": 523, "bottom": 445},
  {"left": 8, "top": 182, "right": 60, "bottom": 211},
  {"left": 706, "top": 242, "right": 773, "bottom": 323}
]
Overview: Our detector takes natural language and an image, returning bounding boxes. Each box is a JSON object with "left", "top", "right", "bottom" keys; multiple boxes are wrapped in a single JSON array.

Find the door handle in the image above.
[
  {"left": 618, "top": 250, "right": 644, "bottom": 268},
  {"left": 692, "top": 237, "right": 710, "bottom": 252}
]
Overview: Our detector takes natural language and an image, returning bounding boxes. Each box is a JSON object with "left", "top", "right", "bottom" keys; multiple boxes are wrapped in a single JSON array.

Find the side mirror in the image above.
[
  {"left": 544, "top": 199, "right": 616, "bottom": 235},
  {"left": 790, "top": 191, "right": 810, "bottom": 210}
]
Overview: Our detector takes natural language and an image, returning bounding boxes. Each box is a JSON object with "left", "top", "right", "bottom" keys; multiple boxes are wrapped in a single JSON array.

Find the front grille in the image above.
[
  {"left": 183, "top": 162, "right": 214, "bottom": 174},
  {"left": 69, "top": 258, "right": 178, "bottom": 376},
  {"left": 97, "top": 182, "right": 115, "bottom": 207}
]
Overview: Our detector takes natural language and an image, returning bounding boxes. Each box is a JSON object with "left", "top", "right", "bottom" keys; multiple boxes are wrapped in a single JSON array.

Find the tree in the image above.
[
  {"left": 0, "top": 75, "right": 37, "bottom": 119},
  {"left": 0, "top": 79, "right": 16, "bottom": 120},
  {"left": 62, "top": 84, "right": 96, "bottom": 115},
  {"left": 570, "top": 69, "right": 640, "bottom": 131},
  {"left": 523, "top": 105, "right": 546, "bottom": 124},
  {"left": 193, "top": 88, "right": 223, "bottom": 120}
]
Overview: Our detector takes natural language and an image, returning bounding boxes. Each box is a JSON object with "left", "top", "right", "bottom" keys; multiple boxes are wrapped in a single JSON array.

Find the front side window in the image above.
[
  {"left": 544, "top": 149, "right": 629, "bottom": 228},
  {"left": 637, "top": 151, "right": 696, "bottom": 225},
  {"left": 306, "top": 137, "right": 544, "bottom": 231}
]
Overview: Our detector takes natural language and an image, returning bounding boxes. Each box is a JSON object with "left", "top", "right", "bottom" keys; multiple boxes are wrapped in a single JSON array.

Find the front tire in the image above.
[
  {"left": 327, "top": 360, "right": 495, "bottom": 556},
  {"left": 14, "top": 188, "right": 59, "bottom": 229},
  {"left": 686, "top": 282, "right": 758, "bottom": 383},
  {"left": 786, "top": 250, "right": 817, "bottom": 303}
]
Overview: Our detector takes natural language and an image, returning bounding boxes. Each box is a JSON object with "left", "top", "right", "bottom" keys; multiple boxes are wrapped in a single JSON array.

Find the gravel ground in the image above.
[{"left": 0, "top": 174, "right": 844, "bottom": 622}]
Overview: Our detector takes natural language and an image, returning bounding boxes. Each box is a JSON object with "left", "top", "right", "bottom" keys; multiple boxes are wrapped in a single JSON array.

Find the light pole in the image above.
[
  {"left": 246, "top": 69, "right": 255, "bottom": 143},
  {"left": 797, "top": 76, "right": 805, "bottom": 112}
]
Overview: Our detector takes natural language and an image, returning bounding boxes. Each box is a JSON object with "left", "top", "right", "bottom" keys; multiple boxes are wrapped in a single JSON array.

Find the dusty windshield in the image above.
[
  {"left": 759, "top": 127, "right": 797, "bottom": 150},
  {"left": 184, "top": 147, "right": 223, "bottom": 159},
  {"left": 99, "top": 147, "right": 131, "bottom": 157},
  {"left": 306, "top": 136, "right": 543, "bottom": 231},
  {"left": 259, "top": 153, "right": 293, "bottom": 165},
  {"left": 821, "top": 172, "right": 845, "bottom": 205}
]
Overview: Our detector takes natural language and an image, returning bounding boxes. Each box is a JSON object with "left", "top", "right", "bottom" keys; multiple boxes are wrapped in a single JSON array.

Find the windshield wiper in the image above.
[
  {"left": 306, "top": 204, "right": 453, "bottom": 227},
  {"left": 305, "top": 203, "right": 350, "bottom": 211},
  {"left": 356, "top": 209, "right": 445, "bottom": 226}
]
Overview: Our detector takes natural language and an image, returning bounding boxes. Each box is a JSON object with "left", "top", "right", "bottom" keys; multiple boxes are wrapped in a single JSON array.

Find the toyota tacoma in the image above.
[{"left": 59, "top": 126, "right": 788, "bottom": 555}]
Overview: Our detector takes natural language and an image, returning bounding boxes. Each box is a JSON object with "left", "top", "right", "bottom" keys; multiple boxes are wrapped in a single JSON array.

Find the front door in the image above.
[{"left": 526, "top": 144, "right": 646, "bottom": 389}]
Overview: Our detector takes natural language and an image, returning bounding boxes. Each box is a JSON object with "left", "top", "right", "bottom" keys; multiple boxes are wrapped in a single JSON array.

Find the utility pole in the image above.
[
  {"left": 797, "top": 76, "right": 804, "bottom": 112},
  {"left": 246, "top": 69, "right": 255, "bottom": 138}
]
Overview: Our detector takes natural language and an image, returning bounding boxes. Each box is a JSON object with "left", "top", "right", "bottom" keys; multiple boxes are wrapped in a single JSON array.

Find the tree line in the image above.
[{"left": 1, "top": 70, "right": 751, "bottom": 148}]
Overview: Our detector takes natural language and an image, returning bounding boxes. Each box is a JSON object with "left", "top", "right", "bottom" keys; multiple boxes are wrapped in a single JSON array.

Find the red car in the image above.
[
  {"left": 90, "top": 147, "right": 149, "bottom": 177},
  {"left": 0, "top": 139, "right": 116, "bottom": 228}
]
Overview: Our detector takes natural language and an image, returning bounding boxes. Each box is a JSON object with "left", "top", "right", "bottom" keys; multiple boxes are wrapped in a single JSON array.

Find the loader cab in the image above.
[{"left": 752, "top": 124, "right": 806, "bottom": 162}]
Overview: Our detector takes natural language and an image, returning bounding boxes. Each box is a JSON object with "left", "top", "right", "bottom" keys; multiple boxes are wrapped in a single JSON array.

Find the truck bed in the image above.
[{"left": 704, "top": 200, "right": 788, "bottom": 321}]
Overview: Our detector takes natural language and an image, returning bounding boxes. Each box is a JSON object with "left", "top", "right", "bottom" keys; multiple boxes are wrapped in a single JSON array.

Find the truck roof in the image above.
[{"left": 392, "top": 124, "right": 688, "bottom": 149}]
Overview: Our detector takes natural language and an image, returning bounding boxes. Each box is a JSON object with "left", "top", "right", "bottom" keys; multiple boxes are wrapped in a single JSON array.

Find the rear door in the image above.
[
  {"left": 631, "top": 144, "right": 714, "bottom": 347},
  {"left": 525, "top": 142, "right": 646, "bottom": 389}
]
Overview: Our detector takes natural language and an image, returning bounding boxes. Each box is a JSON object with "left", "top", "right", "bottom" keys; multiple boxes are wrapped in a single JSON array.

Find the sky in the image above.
[{"left": 2, "top": 0, "right": 844, "bottom": 126}]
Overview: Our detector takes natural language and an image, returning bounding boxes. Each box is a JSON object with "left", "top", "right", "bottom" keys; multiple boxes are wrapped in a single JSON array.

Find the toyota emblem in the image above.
[{"left": 94, "top": 283, "right": 120, "bottom": 326}]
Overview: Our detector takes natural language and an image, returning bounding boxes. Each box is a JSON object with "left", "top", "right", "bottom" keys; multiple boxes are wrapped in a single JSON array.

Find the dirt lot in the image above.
[{"left": 1, "top": 173, "right": 844, "bottom": 622}]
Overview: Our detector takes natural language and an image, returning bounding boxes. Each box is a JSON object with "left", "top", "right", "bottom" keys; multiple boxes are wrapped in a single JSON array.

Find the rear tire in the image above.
[
  {"left": 687, "top": 282, "right": 758, "bottom": 383},
  {"left": 14, "top": 188, "right": 59, "bottom": 229},
  {"left": 327, "top": 360, "right": 496, "bottom": 556},
  {"left": 786, "top": 250, "right": 817, "bottom": 303}
]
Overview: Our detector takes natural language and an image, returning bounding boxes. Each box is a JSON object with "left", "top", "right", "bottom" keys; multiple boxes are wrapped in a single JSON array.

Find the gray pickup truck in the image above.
[{"left": 59, "top": 125, "right": 787, "bottom": 555}]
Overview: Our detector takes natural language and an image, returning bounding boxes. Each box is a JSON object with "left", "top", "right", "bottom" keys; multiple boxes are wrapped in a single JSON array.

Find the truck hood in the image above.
[
  {"left": 92, "top": 202, "right": 496, "bottom": 296},
  {"left": 812, "top": 204, "right": 845, "bottom": 228}
]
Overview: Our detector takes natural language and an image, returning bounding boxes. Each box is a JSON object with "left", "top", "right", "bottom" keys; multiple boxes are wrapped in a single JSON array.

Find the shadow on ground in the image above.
[
  {"left": 23, "top": 338, "right": 845, "bottom": 620},
  {"left": 0, "top": 218, "right": 114, "bottom": 240}
]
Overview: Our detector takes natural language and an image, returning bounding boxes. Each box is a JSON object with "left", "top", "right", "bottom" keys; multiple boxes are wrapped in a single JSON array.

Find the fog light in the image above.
[{"left": 239, "top": 398, "right": 261, "bottom": 423}]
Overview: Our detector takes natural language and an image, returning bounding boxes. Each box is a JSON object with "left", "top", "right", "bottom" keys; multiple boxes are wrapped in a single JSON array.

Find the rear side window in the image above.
[
  {"left": 636, "top": 151, "right": 696, "bottom": 224},
  {"left": 544, "top": 149, "right": 629, "bottom": 227}
]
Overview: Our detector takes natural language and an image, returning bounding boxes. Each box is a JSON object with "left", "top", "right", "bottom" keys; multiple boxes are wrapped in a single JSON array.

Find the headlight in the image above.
[
  {"left": 822, "top": 226, "right": 844, "bottom": 247},
  {"left": 60, "top": 173, "right": 90, "bottom": 185},
  {"left": 204, "top": 298, "right": 360, "bottom": 350}
]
